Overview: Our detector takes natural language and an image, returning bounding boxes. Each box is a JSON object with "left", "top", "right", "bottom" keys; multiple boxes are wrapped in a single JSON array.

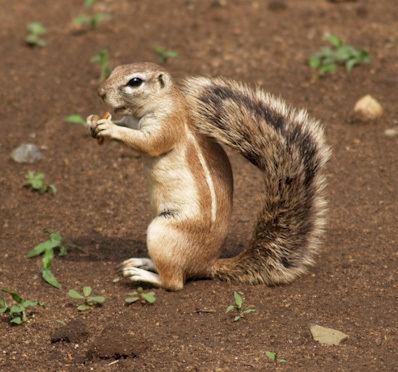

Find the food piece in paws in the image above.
[{"left": 97, "top": 112, "right": 112, "bottom": 145}]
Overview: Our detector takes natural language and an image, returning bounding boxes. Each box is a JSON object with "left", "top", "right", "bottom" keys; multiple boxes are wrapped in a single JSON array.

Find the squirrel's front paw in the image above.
[
  {"left": 87, "top": 114, "right": 116, "bottom": 140},
  {"left": 86, "top": 114, "right": 100, "bottom": 139}
]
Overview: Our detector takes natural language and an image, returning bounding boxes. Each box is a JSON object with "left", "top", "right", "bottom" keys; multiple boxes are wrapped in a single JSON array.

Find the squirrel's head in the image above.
[{"left": 98, "top": 62, "right": 173, "bottom": 118}]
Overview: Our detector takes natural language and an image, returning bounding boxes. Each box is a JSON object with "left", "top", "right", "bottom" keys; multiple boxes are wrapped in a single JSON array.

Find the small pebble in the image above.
[
  {"left": 11, "top": 143, "right": 43, "bottom": 163},
  {"left": 351, "top": 95, "right": 383, "bottom": 123},
  {"left": 384, "top": 127, "right": 398, "bottom": 138}
]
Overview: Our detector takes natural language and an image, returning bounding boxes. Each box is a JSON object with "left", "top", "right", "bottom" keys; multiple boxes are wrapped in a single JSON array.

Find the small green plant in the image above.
[
  {"left": 25, "top": 22, "right": 47, "bottom": 47},
  {"left": 125, "top": 287, "right": 156, "bottom": 304},
  {"left": 73, "top": 0, "right": 108, "bottom": 29},
  {"left": 309, "top": 34, "right": 370, "bottom": 75},
  {"left": 154, "top": 47, "right": 178, "bottom": 63},
  {"left": 73, "top": 13, "right": 108, "bottom": 29},
  {"left": 265, "top": 351, "right": 287, "bottom": 364},
  {"left": 0, "top": 289, "right": 44, "bottom": 325},
  {"left": 27, "top": 231, "right": 67, "bottom": 288},
  {"left": 64, "top": 114, "right": 86, "bottom": 126},
  {"left": 68, "top": 287, "right": 105, "bottom": 311},
  {"left": 24, "top": 171, "right": 56, "bottom": 194},
  {"left": 225, "top": 291, "right": 256, "bottom": 321},
  {"left": 91, "top": 48, "right": 111, "bottom": 81},
  {"left": 84, "top": 0, "right": 96, "bottom": 7}
]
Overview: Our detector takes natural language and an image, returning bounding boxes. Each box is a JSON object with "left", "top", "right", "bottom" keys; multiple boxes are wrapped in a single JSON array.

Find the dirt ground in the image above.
[{"left": 0, "top": 0, "right": 397, "bottom": 370}]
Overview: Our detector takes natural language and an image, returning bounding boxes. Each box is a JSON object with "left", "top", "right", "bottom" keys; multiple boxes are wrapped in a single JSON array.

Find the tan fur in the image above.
[{"left": 87, "top": 62, "right": 329, "bottom": 290}]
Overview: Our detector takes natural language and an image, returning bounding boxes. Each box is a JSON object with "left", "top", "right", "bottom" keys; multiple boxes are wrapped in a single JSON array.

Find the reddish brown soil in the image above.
[{"left": 0, "top": 0, "right": 397, "bottom": 371}]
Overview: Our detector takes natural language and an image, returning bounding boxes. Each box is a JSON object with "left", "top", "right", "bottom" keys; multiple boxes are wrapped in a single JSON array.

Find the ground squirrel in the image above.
[{"left": 87, "top": 62, "right": 330, "bottom": 290}]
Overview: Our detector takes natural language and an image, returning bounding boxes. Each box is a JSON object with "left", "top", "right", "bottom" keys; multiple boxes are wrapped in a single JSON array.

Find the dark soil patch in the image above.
[
  {"left": 51, "top": 319, "right": 89, "bottom": 344},
  {"left": 0, "top": 0, "right": 397, "bottom": 371},
  {"left": 86, "top": 325, "right": 148, "bottom": 361}
]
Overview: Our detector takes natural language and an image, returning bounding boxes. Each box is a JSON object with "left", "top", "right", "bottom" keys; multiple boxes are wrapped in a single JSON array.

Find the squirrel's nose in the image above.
[{"left": 98, "top": 86, "right": 106, "bottom": 100}]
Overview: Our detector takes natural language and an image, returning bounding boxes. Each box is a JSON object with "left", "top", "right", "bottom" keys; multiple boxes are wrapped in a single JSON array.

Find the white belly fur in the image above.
[{"left": 144, "top": 143, "right": 200, "bottom": 220}]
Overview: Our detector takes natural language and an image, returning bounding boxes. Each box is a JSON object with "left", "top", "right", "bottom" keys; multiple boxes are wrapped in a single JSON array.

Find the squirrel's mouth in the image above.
[{"left": 113, "top": 106, "right": 127, "bottom": 114}]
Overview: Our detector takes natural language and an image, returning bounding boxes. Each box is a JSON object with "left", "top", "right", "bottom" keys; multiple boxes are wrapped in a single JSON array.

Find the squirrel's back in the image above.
[{"left": 182, "top": 77, "right": 331, "bottom": 285}]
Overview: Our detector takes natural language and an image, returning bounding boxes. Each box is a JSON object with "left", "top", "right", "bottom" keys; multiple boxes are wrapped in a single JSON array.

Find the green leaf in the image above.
[
  {"left": 125, "top": 296, "right": 139, "bottom": 304},
  {"left": 87, "top": 296, "right": 105, "bottom": 304},
  {"left": 10, "top": 316, "right": 23, "bottom": 325},
  {"left": 327, "top": 34, "right": 342, "bottom": 48},
  {"left": 225, "top": 305, "right": 235, "bottom": 313},
  {"left": 319, "top": 64, "right": 337, "bottom": 74},
  {"left": 10, "top": 305, "right": 24, "bottom": 314},
  {"left": 68, "top": 289, "right": 84, "bottom": 299},
  {"left": 233, "top": 315, "right": 241, "bottom": 322},
  {"left": 42, "top": 268, "right": 61, "bottom": 288},
  {"left": 27, "top": 240, "right": 56, "bottom": 258},
  {"left": 27, "top": 22, "right": 47, "bottom": 35},
  {"left": 58, "top": 246, "right": 67, "bottom": 257},
  {"left": 49, "top": 232, "right": 61, "bottom": 244},
  {"left": 243, "top": 307, "right": 256, "bottom": 314},
  {"left": 0, "top": 306, "right": 8, "bottom": 314},
  {"left": 25, "top": 35, "right": 39, "bottom": 45},
  {"left": 2, "top": 289, "right": 23, "bottom": 303},
  {"left": 233, "top": 292, "right": 243, "bottom": 309},
  {"left": 91, "top": 13, "right": 107, "bottom": 27},
  {"left": 265, "top": 351, "right": 277, "bottom": 362},
  {"left": 83, "top": 286, "right": 92, "bottom": 297},
  {"left": 154, "top": 47, "right": 178, "bottom": 63},
  {"left": 42, "top": 247, "right": 55, "bottom": 269},
  {"left": 308, "top": 55, "right": 320, "bottom": 69},
  {"left": 84, "top": 0, "right": 95, "bottom": 8},
  {"left": 73, "top": 15, "right": 91, "bottom": 26},
  {"left": 345, "top": 58, "right": 358, "bottom": 72},
  {"left": 279, "top": 359, "right": 287, "bottom": 364},
  {"left": 77, "top": 304, "right": 91, "bottom": 311},
  {"left": 22, "top": 300, "right": 38, "bottom": 308},
  {"left": 64, "top": 114, "right": 86, "bottom": 126},
  {"left": 142, "top": 292, "right": 156, "bottom": 304}
]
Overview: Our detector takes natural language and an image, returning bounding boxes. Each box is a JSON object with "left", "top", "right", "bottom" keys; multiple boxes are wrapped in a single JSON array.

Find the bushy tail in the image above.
[{"left": 182, "top": 77, "right": 331, "bottom": 285}]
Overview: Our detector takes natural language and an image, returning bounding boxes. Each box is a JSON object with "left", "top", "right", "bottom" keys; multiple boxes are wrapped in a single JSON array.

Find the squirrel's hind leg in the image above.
[{"left": 145, "top": 218, "right": 186, "bottom": 291}]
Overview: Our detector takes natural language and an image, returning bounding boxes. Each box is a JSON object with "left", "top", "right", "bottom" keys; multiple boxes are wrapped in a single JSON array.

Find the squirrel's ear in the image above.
[{"left": 158, "top": 73, "right": 166, "bottom": 88}]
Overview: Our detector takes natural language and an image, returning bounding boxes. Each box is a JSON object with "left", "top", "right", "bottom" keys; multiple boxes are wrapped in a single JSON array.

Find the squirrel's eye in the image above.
[{"left": 126, "top": 77, "right": 143, "bottom": 87}]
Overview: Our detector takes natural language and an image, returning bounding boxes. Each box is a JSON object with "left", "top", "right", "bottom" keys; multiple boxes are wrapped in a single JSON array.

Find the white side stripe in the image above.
[{"left": 189, "top": 134, "right": 217, "bottom": 223}]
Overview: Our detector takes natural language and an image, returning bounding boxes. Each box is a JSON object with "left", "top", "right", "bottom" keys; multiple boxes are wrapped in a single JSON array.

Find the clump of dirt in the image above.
[
  {"left": 86, "top": 325, "right": 148, "bottom": 361},
  {"left": 51, "top": 319, "right": 89, "bottom": 344}
]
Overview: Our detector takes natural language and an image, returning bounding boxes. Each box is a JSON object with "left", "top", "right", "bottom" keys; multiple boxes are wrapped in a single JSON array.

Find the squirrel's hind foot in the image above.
[
  {"left": 119, "top": 257, "right": 156, "bottom": 272},
  {"left": 121, "top": 266, "right": 162, "bottom": 287}
]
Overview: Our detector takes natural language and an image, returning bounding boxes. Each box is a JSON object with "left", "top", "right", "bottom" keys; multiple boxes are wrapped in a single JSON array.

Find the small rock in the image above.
[
  {"left": 384, "top": 126, "right": 398, "bottom": 138},
  {"left": 11, "top": 143, "right": 43, "bottom": 163},
  {"left": 351, "top": 95, "right": 383, "bottom": 123},
  {"left": 310, "top": 324, "right": 349, "bottom": 345}
]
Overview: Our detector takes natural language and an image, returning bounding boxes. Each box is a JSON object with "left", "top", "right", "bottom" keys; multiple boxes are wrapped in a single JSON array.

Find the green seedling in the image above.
[
  {"left": 25, "top": 22, "right": 47, "bottom": 47},
  {"left": 154, "top": 47, "right": 178, "bottom": 63},
  {"left": 27, "top": 231, "right": 67, "bottom": 289},
  {"left": 73, "top": 13, "right": 108, "bottom": 29},
  {"left": 225, "top": 291, "right": 256, "bottom": 321},
  {"left": 24, "top": 171, "right": 56, "bottom": 194},
  {"left": 0, "top": 289, "right": 44, "bottom": 325},
  {"left": 265, "top": 351, "right": 287, "bottom": 364},
  {"left": 91, "top": 48, "right": 111, "bottom": 81},
  {"left": 309, "top": 34, "right": 370, "bottom": 75},
  {"left": 125, "top": 287, "right": 156, "bottom": 305},
  {"left": 68, "top": 287, "right": 105, "bottom": 311},
  {"left": 65, "top": 114, "right": 86, "bottom": 126},
  {"left": 84, "top": 0, "right": 96, "bottom": 7}
]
